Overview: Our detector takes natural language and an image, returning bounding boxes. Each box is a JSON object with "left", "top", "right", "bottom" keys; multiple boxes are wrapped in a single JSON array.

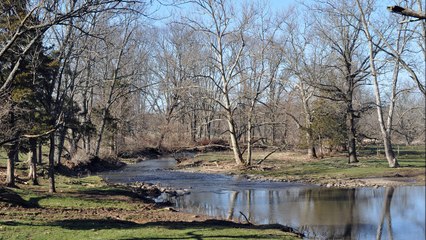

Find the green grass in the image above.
[
  {"left": 2, "top": 176, "right": 135, "bottom": 209},
  {"left": 0, "top": 220, "right": 297, "bottom": 240},
  {"left": 250, "top": 155, "right": 424, "bottom": 180},
  {"left": 1, "top": 175, "right": 299, "bottom": 240},
  {"left": 194, "top": 145, "right": 425, "bottom": 183}
]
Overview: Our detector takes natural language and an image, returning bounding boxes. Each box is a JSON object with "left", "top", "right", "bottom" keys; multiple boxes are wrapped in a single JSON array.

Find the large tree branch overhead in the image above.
[{"left": 387, "top": 5, "right": 426, "bottom": 20}]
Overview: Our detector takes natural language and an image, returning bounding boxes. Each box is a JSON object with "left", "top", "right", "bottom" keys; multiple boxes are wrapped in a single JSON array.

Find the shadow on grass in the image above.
[
  {"left": 52, "top": 218, "right": 139, "bottom": 230},
  {"left": 80, "top": 188, "right": 141, "bottom": 198},
  {"left": 77, "top": 188, "right": 156, "bottom": 203},
  {"left": 1, "top": 188, "right": 62, "bottom": 209},
  {"left": 0, "top": 187, "right": 33, "bottom": 208},
  {"left": 27, "top": 195, "right": 50, "bottom": 208},
  {"left": 47, "top": 218, "right": 303, "bottom": 238},
  {"left": 0, "top": 220, "right": 35, "bottom": 226}
]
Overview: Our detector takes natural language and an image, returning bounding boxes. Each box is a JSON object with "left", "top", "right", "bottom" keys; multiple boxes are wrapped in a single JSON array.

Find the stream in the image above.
[{"left": 100, "top": 158, "right": 426, "bottom": 239}]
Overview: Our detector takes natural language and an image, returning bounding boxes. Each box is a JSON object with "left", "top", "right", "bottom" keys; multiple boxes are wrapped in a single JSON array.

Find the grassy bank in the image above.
[
  {"left": 182, "top": 145, "right": 425, "bottom": 187},
  {"left": 0, "top": 174, "right": 299, "bottom": 240}
]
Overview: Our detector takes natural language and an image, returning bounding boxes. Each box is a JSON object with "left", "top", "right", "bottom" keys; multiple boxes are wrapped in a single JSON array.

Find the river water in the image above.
[{"left": 100, "top": 158, "right": 426, "bottom": 239}]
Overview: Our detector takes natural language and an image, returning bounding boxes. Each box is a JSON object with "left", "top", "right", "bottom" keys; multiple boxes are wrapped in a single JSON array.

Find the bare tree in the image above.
[
  {"left": 281, "top": 11, "right": 330, "bottom": 158},
  {"left": 355, "top": 0, "right": 423, "bottom": 167},
  {"left": 381, "top": 1, "right": 426, "bottom": 96},
  {"left": 93, "top": 17, "right": 137, "bottom": 156},
  {"left": 394, "top": 99, "right": 425, "bottom": 145},
  {"left": 181, "top": 0, "right": 253, "bottom": 165},
  {"left": 237, "top": 4, "right": 286, "bottom": 165},
  {"left": 0, "top": 0, "right": 145, "bottom": 93},
  {"left": 307, "top": 0, "right": 372, "bottom": 163}
]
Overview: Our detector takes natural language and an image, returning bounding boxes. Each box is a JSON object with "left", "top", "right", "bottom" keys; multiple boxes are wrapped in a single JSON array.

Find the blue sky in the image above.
[
  {"left": 149, "top": 0, "right": 299, "bottom": 25},
  {"left": 269, "top": 0, "right": 298, "bottom": 9}
]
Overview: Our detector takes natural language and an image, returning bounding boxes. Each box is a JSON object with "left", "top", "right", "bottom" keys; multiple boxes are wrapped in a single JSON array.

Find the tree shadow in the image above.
[
  {"left": 0, "top": 187, "right": 31, "bottom": 208},
  {"left": 0, "top": 220, "right": 35, "bottom": 227},
  {"left": 0, "top": 187, "right": 59, "bottom": 209},
  {"left": 52, "top": 218, "right": 139, "bottom": 230},
  {"left": 47, "top": 218, "right": 304, "bottom": 238},
  {"left": 27, "top": 195, "right": 50, "bottom": 208},
  {"left": 0, "top": 218, "right": 303, "bottom": 239},
  {"left": 77, "top": 188, "right": 156, "bottom": 203},
  {"left": 80, "top": 188, "right": 142, "bottom": 198}
]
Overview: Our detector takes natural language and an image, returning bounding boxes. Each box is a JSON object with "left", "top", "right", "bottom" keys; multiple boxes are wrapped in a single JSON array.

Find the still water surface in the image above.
[{"left": 101, "top": 158, "right": 425, "bottom": 239}]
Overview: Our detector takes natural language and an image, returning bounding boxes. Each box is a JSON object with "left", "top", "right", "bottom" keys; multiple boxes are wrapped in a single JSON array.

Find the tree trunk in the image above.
[
  {"left": 56, "top": 126, "right": 66, "bottom": 164},
  {"left": 307, "top": 129, "right": 317, "bottom": 159},
  {"left": 28, "top": 138, "right": 38, "bottom": 185},
  {"left": 69, "top": 129, "right": 78, "bottom": 158},
  {"left": 109, "top": 133, "right": 116, "bottom": 156},
  {"left": 227, "top": 117, "right": 244, "bottom": 165},
  {"left": 6, "top": 142, "right": 18, "bottom": 187},
  {"left": 300, "top": 82, "right": 317, "bottom": 159},
  {"left": 38, "top": 139, "right": 43, "bottom": 164},
  {"left": 94, "top": 26, "right": 131, "bottom": 156},
  {"left": 84, "top": 134, "right": 91, "bottom": 154},
  {"left": 246, "top": 120, "right": 253, "bottom": 166},
  {"left": 48, "top": 133, "right": 56, "bottom": 193},
  {"left": 191, "top": 110, "right": 197, "bottom": 142},
  {"left": 347, "top": 103, "right": 358, "bottom": 163},
  {"left": 383, "top": 136, "right": 399, "bottom": 168},
  {"left": 95, "top": 107, "right": 108, "bottom": 156},
  {"left": 356, "top": 2, "right": 399, "bottom": 168}
]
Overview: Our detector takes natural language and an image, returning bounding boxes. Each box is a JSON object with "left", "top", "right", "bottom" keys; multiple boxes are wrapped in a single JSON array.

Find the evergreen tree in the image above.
[
  {"left": 0, "top": 0, "right": 58, "bottom": 187},
  {"left": 311, "top": 99, "right": 347, "bottom": 156}
]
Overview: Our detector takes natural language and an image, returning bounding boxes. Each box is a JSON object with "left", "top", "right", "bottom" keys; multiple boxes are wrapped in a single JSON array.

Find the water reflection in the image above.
[
  {"left": 376, "top": 187, "right": 394, "bottom": 240},
  {"left": 168, "top": 186, "right": 425, "bottom": 239},
  {"left": 101, "top": 159, "right": 425, "bottom": 240}
]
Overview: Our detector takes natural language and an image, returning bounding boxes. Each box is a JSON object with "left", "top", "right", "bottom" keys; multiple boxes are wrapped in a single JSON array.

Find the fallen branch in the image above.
[
  {"left": 257, "top": 148, "right": 280, "bottom": 165},
  {"left": 239, "top": 211, "right": 252, "bottom": 225}
]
